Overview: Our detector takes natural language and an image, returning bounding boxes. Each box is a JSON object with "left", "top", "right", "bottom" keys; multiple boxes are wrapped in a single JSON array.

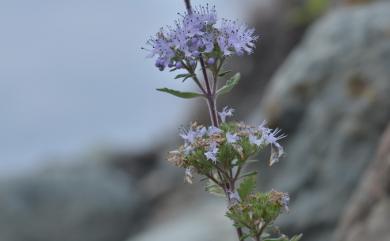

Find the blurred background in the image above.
[{"left": 0, "top": 0, "right": 389, "bottom": 241}]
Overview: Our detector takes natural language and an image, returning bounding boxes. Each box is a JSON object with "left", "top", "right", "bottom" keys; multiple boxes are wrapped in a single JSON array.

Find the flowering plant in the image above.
[{"left": 144, "top": 1, "right": 302, "bottom": 241}]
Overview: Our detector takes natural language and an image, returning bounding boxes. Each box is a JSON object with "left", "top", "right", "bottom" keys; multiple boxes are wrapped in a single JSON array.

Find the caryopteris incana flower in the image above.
[{"left": 144, "top": 2, "right": 302, "bottom": 241}]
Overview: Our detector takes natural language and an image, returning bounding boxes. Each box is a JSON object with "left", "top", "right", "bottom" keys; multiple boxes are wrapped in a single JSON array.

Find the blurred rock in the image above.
[
  {"left": 128, "top": 200, "right": 236, "bottom": 241},
  {"left": 333, "top": 124, "right": 390, "bottom": 241},
  {"left": 251, "top": 2, "right": 390, "bottom": 241},
  {"left": 190, "top": 0, "right": 311, "bottom": 124},
  {"left": 0, "top": 161, "right": 142, "bottom": 241}
]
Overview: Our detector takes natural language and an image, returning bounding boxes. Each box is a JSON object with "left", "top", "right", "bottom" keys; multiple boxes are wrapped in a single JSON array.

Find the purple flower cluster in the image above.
[
  {"left": 144, "top": 5, "right": 258, "bottom": 71},
  {"left": 217, "top": 20, "right": 258, "bottom": 56},
  {"left": 176, "top": 111, "right": 285, "bottom": 168}
]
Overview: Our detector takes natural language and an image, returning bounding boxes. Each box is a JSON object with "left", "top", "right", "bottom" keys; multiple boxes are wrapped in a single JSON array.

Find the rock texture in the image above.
[
  {"left": 0, "top": 161, "right": 142, "bottom": 241},
  {"left": 333, "top": 124, "right": 390, "bottom": 241},
  {"left": 251, "top": 2, "right": 390, "bottom": 241}
]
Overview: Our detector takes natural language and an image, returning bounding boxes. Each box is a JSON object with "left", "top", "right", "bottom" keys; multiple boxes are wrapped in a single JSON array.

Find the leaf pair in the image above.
[{"left": 157, "top": 72, "right": 241, "bottom": 99}]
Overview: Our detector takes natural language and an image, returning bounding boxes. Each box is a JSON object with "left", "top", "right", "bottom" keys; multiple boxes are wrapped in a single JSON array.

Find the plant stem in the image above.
[
  {"left": 183, "top": 1, "right": 244, "bottom": 240},
  {"left": 184, "top": 0, "right": 192, "bottom": 14},
  {"left": 199, "top": 56, "right": 219, "bottom": 127}
]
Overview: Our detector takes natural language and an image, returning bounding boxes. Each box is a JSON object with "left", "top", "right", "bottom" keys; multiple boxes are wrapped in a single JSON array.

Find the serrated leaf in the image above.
[
  {"left": 238, "top": 176, "right": 256, "bottom": 199},
  {"left": 156, "top": 88, "right": 204, "bottom": 99},
  {"left": 218, "top": 70, "right": 232, "bottom": 77},
  {"left": 217, "top": 73, "right": 240, "bottom": 96},
  {"left": 205, "top": 179, "right": 225, "bottom": 197}
]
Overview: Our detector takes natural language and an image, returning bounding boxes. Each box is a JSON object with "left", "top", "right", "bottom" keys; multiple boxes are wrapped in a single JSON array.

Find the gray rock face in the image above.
[
  {"left": 333, "top": 124, "right": 390, "bottom": 241},
  {"left": 252, "top": 2, "right": 390, "bottom": 241},
  {"left": 0, "top": 162, "right": 141, "bottom": 241}
]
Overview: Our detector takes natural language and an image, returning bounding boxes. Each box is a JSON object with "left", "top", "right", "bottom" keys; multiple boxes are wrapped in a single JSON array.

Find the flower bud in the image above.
[
  {"left": 175, "top": 62, "right": 183, "bottom": 69},
  {"left": 207, "top": 58, "right": 215, "bottom": 65},
  {"left": 192, "top": 50, "right": 200, "bottom": 57}
]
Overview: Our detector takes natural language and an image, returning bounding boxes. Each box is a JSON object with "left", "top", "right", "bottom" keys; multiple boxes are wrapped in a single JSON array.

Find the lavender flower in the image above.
[
  {"left": 249, "top": 134, "right": 262, "bottom": 146},
  {"left": 217, "top": 20, "right": 258, "bottom": 56},
  {"left": 208, "top": 126, "right": 222, "bottom": 135},
  {"left": 145, "top": 31, "right": 176, "bottom": 71},
  {"left": 226, "top": 132, "right": 239, "bottom": 144},
  {"left": 179, "top": 127, "right": 197, "bottom": 144},
  {"left": 259, "top": 122, "right": 286, "bottom": 166},
  {"left": 205, "top": 141, "right": 219, "bottom": 163},
  {"left": 197, "top": 126, "right": 207, "bottom": 137},
  {"left": 179, "top": 126, "right": 206, "bottom": 144},
  {"left": 218, "top": 106, "right": 234, "bottom": 123},
  {"left": 144, "top": 4, "right": 257, "bottom": 71}
]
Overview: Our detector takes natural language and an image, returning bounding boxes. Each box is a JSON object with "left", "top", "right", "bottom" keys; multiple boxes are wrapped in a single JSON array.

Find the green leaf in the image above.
[
  {"left": 175, "top": 73, "right": 194, "bottom": 82},
  {"left": 218, "top": 70, "right": 232, "bottom": 77},
  {"left": 205, "top": 179, "right": 225, "bottom": 197},
  {"left": 290, "top": 234, "right": 303, "bottom": 241},
  {"left": 237, "top": 175, "right": 256, "bottom": 200},
  {"left": 217, "top": 73, "right": 241, "bottom": 96},
  {"left": 238, "top": 171, "right": 258, "bottom": 180},
  {"left": 156, "top": 88, "right": 204, "bottom": 99},
  {"left": 240, "top": 234, "right": 251, "bottom": 241}
]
